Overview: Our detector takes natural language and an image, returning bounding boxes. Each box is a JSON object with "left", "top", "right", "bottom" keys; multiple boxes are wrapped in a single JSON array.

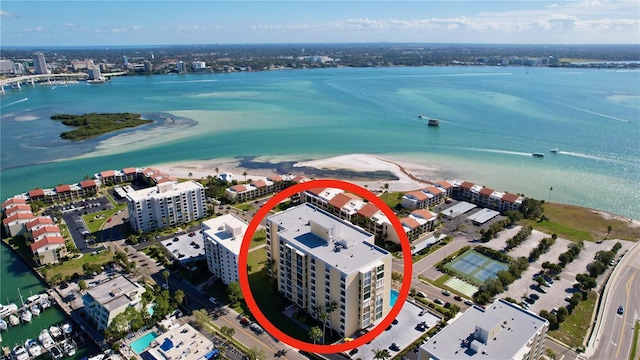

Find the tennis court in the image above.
[{"left": 445, "top": 250, "right": 509, "bottom": 284}]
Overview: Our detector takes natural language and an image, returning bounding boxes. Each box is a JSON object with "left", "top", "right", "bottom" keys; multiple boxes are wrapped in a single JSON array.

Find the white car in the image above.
[
  {"left": 161, "top": 284, "right": 169, "bottom": 290},
  {"left": 209, "top": 297, "right": 219, "bottom": 305}
]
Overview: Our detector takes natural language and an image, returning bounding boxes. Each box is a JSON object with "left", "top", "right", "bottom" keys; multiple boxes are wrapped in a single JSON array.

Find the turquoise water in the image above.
[
  {"left": 390, "top": 289, "right": 399, "bottom": 307},
  {"left": 130, "top": 332, "right": 158, "bottom": 354},
  {"left": 1, "top": 67, "right": 638, "bottom": 219}
]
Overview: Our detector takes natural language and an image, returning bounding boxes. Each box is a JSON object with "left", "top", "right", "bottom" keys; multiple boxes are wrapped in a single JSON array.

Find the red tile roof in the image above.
[
  {"left": 406, "top": 191, "right": 429, "bottom": 201},
  {"left": 435, "top": 180, "right": 453, "bottom": 189},
  {"left": 343, "top": 193, "right": 362, "bottom": 200},
  {"left": 100, "top": 170, "right": 115, "bottom": 178},
  {"left": 357, "top": 203, "right": 380, "bottom": 218},
  {"left": 2, "top": 212, "right": 34, "bottom": 225},
  {"left": 424, "top": 186, "right": 442, "bottom": 195},
  {"left": 142, "top": 168, "right": 155, "bottom": 176},
  {"left": 460, "top": 181, "right": 475, "bottom": 190},
  {"left": 29, "top": 189, "right": 45, "bottom": 198},
  {"left": 479, "top": 187, "right": 495, "bottom": 196},
  {"left": 328, "top": 193, "right": 352, "bottom": 209},
  {"left": 2, "top": 198, "right": 27, "bottom": 208},
  {"left": 252, "top": 180, "right": 267, "bottom": 188},
  {"left": 411, "top": 209, "right": 435, "bottom": 220},
  {"left": 32, "top": 226, "right": 61, "bottom": 239},
  {"left": 292, "top": 175, "right": 307, "bottom": 183},
  {"left": 122, "top": 167, "right": 137, "bottom": 174},
  {"left": 306, "top": 187, "right": 326, "bottom": 196},
  {"left": 155, "top": 177, "right": 174, "bottom": 184},
  {"left": 5, "top": 204, "right": 32, "bottom": 215},
  {"left": 231, "top": 185, "right": 246, "bottom": 192},
  {"left": 26, "top": 217, "right": 54, "bottom": 230},
  {"left": 400, "top": 217, "right": 421, "bottom": 229},
  {"left": 55, "top": 185, "right": 71, "bottom": 193},
  {"left": 268, "top": 175, "right": 283, "bottom": 182},
  {"left": 502, "top": 193, "right": 520, "bottom": 203},
  {"left": 80, "top": 180, "right": 97, "bottom": 188},
  {"left": 31, "top": 236, "right": 65, "bottom": 252}
]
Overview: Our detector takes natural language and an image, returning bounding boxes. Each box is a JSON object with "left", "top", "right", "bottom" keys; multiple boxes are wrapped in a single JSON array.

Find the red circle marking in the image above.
[{"left": 238, "top": 179, "right": 412, "bottom": 354}]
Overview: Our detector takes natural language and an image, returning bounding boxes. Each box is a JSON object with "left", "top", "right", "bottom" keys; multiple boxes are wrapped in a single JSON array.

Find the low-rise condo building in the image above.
[
  {"left": 82, "top": 275, "right": 146, "bottom": 331},
  {"left": 266, "top": 204, "right": 392, "bottom": 337},
  {"left": 418, "top": 299, "right": 548, "bottom": 360}
]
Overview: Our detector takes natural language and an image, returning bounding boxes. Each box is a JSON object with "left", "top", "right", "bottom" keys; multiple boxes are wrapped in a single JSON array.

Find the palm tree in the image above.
[
  {"left": 325, "top": 301, "right": 338, "bottom": 336},
  {"left": 372, "top": 349, "right": 391, "bottom": 360},
  {"left": 308, "top": 326, "right": 323, "bottom": 344},
  {"left": 162, "top": 270, "right": 170, "bottom": 288},
  {"left": 607, "top": 224, "right": 613, "bottom": 239},
  {"left": 243, "top": 171, "right": 248, "bottom": 182},
  {"left": 318, "top": 310, "right": 329, "bottom": 344}
]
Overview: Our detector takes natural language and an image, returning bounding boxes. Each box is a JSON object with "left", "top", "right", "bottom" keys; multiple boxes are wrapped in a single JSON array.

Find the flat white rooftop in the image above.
[
  {"left": 202, "top": 214, "right": 248, "bottom": 255},
  {"left": 268, "top": 204, "right": 389, "bottom": 275}
]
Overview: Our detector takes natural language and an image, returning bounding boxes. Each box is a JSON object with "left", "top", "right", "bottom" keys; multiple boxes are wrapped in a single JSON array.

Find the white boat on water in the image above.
[
  {"left": 50, "top": 344, "right": 64, "bottom": 360},
  {"left": 27, "top": 294, "right": 41, "bottom": 303},
  {"left": 61, "top": 339, "right": 76, "bottom": 357},
  {"left": 0, "top": 303, "right": 18, "bottom": 317},
  {"left": 9, "top": 314, "right": 20, "bottom": 326},
  {"left": 26, "top": 338, "right": 43, "bottom": 357},
  {"left": 13, "top": 344, "right": 29, "bottom": 360},
  {"left": 62, "top": 322, "right": 72, "bottom": 334},
  {"left": 0, "top": 319, "right": 7, "bottom": 331},
  {"left": 31, "top": 304, "right": 41, "bottom": 316},
  {"left": 550, "top": 148, "right": 559, "bottom": 153},
  {"left": 20, "top": 309, "right": 32, "bottom": 323},
  {"left": 49, "top": 325, "right": 62, "bottom": 338},
  {"left": 40, "top": 295, "right": 51, "bottom": 309},
  {"left": 39, "top": 329, "right": 55, "bottom": 350}
]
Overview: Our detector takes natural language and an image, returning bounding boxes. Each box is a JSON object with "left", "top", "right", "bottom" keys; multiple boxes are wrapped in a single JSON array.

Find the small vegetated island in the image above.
[{"left": 51, "top": 113, "right": 152, "bottom": 140}]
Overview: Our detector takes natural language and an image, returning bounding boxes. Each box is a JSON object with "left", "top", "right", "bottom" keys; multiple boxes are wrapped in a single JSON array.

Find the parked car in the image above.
[
  {"left": 442, "top": 290, "right": 451, "bottom": 296},
  {"left": 453, "top": 295, "right": 462, "bottom": 301},
  {"left": 209, "top": 297, "right": 219, "bottom": 305},
  {"left": 389, "top": 343, "right": 400, "bottom": 352},
  {"left": 434, "top": 298, "right": 444, "bottom": 305},
  {"left": 464, "top": 299, "right": 474, "bottom": 306},
  {"left": 530, "top": 293, "right": 539, "bottom": 300}
]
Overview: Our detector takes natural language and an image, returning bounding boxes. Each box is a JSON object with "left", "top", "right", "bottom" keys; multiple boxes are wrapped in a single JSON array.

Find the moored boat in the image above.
[
  {"left": 9, "top": 314, "right": 20, "bottom": 326},
  {"left": 26, "top": 338, "right": 43, "bottom": 357},
  {"left": 12, "top": 344, "right": 29, "bottom": 360},
  {"left": 39, "top": 329, "right": 55, "bottom": 350},
  {"left": 61, "top": 339, "right": 76, "bottom": 357},
  {"left": 49, "top": 325, "right": 62, "bottom": 339},
  {"left": 20, "top": 309, "right": 32, "bottom": 323},
  {"left": 0, "top": 319, "right": 7, "bottom": 331},
  {"left": 49, "top": 344, "right": 64, "bottom": 360},
  {"left": 0, "top": 303, "right": 18, "bottom": 317},
  {"left": 40, "top": 295, "right": 51, "bottom": 309},
  {"left": 31, "top": 304, "right": 41, "bottom": 316},
  {"left": 61, "top": 322, "right": 72, "bottom": 335}
]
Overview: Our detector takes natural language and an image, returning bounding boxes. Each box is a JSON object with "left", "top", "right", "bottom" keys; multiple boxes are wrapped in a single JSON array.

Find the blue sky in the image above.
[{"left": 1, "top": 1, "right": 638, "bottom": 46}]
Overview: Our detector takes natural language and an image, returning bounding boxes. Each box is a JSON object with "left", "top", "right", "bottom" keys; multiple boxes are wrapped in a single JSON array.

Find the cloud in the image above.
[
  {"left": 24, "top": 26, "right": 44, "bottom": 32},
  {"left": 0, "top": 10, "right": 11, "bottom": 17},
  {"left": 546, "top": 4, "right": 558, "bottom": 8}
]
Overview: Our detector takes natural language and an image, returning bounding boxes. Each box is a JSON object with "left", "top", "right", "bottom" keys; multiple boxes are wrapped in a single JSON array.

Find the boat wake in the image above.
[
  {"left": 556, "top": 151, "right": 627, "bottom": 164},
  {"left": 156, "top": 79, "right": 218, "bottom": 84},
  {"left": 464, "top": 147, "right": 534, "bottom": 157},
  {"left": 2, "top": 98, "right": 28, "bottom": 108},
  {"left": 556, "top": 103, "right": 631, "bottom": 123}
]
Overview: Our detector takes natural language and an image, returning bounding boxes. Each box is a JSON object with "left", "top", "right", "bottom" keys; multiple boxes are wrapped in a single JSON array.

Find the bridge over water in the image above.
[{"left": 0, "top": 72, "right": 127, "bottom": 92}]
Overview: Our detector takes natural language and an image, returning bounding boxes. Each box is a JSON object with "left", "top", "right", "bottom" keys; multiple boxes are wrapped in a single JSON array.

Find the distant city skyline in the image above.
[{"left": 1, "top": 1, "right": 638, "bottom": 47}]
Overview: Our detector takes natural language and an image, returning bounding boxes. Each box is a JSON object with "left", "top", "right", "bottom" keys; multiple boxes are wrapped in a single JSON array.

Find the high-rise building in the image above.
[
  {"left": 202, "top": 214, "right": 248, "bottom": 285},
  {"left": 143, "top": 60, "right": 152, "bottom": 73},
  {"left": 33, "top": 52, "right": 50, "bottom": 74},
  {"left": 176, "top": 61, "right": 186, "bottom": 73},
  {"left": 126, "top": 180, "right": 206, "bottom": 232},
  {"left": 0, "top": 59, "right": 14, "bottom": 74},
  {"left": 122, "top": 55, "right": 128, "bottom": 66},
  {"left": 192, "top": 61, "right": 206, "bottom": 72},
  {"left": 418, "top": 299, "right": 549, "bottom": 360},
  {"left": 88, "top": 67, "right": 102, "bottom": 80},
  {"left": 266, "top": 204, "right": 392, "bottom": 337}
]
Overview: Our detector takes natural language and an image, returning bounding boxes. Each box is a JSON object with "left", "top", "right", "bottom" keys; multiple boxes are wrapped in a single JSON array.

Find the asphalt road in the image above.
[{"left": 588, "top": 243, "right": 640, "bottom": 360}]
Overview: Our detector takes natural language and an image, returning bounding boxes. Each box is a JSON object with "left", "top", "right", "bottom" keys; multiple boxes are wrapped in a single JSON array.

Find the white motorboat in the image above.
[
  {"left": 49, "top": 325, "right": 62, "bottom": 338},
  {"left": 39, "top": 329, "right": 55, "bottom": 350},
  {"left": 9, "top": 314, "right": 20, "bottom": 326},
  {"left": 0, "top": 303, "right": 18, "bottom": 317},
  {"left": 20, "top": 309, "right": 32, "bottom": 323},
  {"left": 12, "top": 344, "right": 29, "bottom": 360},
  {"left": 61, "top": 339, "right": 76, "bottom": 357},
  {"left": 61, "top": 322, "right": 72, "bottom": 334},
  {"left": 0, "top": 319, "right": 7, "bottom": 331},
  {"left": 50, "top": 344, "right": 64, "bottom": 360},
  {"left": 27, "top": 294, "right": 41, "bottom": 304},
  {"left": 31, "top": 304, "right": 41, "bottom": 316},
  {"left": 26, "top": 338, "right": 43, "bottom": 357},
  {"left": 40, "top": 295, "right": 51, "bottom": 309}
]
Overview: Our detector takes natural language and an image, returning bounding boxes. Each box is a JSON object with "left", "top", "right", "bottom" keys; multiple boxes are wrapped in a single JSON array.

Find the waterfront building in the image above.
[
  {"left": 449, "top": 180, "right": 524, "bottom": 212},
  {"left": 266, "top": 204, "right": 392, "bottom": 337},
  {"left": 418, "top": 299, "right": 549, "bottom": 360},
  {"left": 225, "top": 176, "right": 293, "bottom": 202},
  {"left": 192, "top": 61, "right": 206, "bottom": 72},
  {"left": 82, "top": 275, "right": 146, "bottom": 331},
  {"left": 202, "top": 214, "right": 248, "bottom": 285},
  {"left": 0, "top": 59, "right": 14, "bottom": 74},
  {"left": 31, "top": 233, "right": 66, "bottom": 265},
  {"left": 87, "top": 67, "right": 104, "bottom": 81},
  {"left": 2, "top": 212, "right": 34, "bottom": 237},
  {"left": 33, "top": 52, "right": 50, "bottom": 75},
  {"left": 122, "top": 55, "right": 128, "bottom": 66},
  {"left": 144, "top": 323, "right": 215, "bottom": 360},
  {"left": 143, "top": 60, "right": 152, "bottom": 73},
  {"left": 126, "top": 180, "right": 206, "bottom": 232},
  {"left": 176, "top": 61, "right": 186, "bottom": 73}
]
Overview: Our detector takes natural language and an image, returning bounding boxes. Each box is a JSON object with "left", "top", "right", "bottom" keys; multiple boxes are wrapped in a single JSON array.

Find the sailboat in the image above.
[{"left": 18, "top": 288, "right": 32, "bottom": 323}]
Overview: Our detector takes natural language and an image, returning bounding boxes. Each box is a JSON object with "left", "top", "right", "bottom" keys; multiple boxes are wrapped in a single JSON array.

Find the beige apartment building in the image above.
[{"left": 266, "top": 204, "right": 392, "bottom": 338}]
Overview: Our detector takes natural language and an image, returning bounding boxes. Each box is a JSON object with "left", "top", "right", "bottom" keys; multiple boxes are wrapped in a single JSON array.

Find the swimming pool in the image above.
[
  {"left": 390, "top": 289, "right": 399, "bottom": 307},
  {"left": 130, "top": 332, "right": 158, "bottom": 354}
]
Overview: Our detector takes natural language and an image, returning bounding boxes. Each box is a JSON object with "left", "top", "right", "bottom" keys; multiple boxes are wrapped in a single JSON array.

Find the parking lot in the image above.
[
  {"left": 482, "top": 227, "right": 635, "bottom": 314},
  {"left": 347, "top": 300, "right": 440, "bottom": 360}
]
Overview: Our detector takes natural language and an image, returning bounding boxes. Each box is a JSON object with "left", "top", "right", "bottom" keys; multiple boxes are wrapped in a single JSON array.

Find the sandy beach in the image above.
[{"left": 153, "top": 153, "right": 437, "bottom": 192}]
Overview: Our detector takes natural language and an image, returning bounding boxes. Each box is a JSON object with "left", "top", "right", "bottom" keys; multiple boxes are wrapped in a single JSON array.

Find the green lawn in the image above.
[
  {"left": 379, "top": 191, "right": 404, "bottom": 210},
  {"left": 44, "top": 251, "right": 114, "bottom": 281},
  {"left": 250, "top": 229, "right": 267, "bottom": 249},
  {"left": 236, "top": 203, "right": 255, "bottom": 212},
  {"left": 549, "top": 291, "right": 597, "bottom": 348},
  {"left": 523, "top": 203, "right": 640, "bottom": 242},
  {"left": 630, "top": 320, "right": 639, "bottom": 360}
]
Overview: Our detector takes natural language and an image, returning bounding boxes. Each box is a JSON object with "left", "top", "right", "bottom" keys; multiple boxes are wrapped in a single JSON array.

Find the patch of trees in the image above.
[
  {"left": 519, "top": 198, "right": 544, "bottom": 220},
  {"left": 475, "top": 246, "right": 511, "bottom": 264},
  {"left": 505, "top": 226, "right": 533, "bottom": 250},
  {"left": 528, "top": 235, "right": 557, "bottom": 262},
  {"left": 573, "top": 242, "right": 622, "bottom": 291},
  {"left": 51, "top": 113, "right": 151, "bottom": 140},
  {"left": 479, "top": 221, "right": 508, "bottom": 242},
  {"left": 558, "top": 241, "right": 585, "bottom": 267}
]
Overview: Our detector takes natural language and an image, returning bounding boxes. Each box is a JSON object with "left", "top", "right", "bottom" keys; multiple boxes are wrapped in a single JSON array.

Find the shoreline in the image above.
[{"left": 151, "top": 153, "right": 640, "bottom": 230}]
